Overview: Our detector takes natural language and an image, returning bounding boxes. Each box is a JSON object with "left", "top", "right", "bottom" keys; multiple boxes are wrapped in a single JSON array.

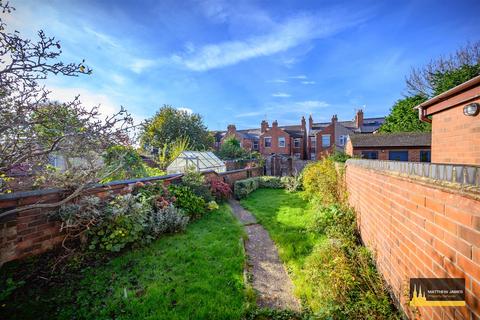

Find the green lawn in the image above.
[
  {"left": 240, "top": 188, "right": 324, "bottom": 305},
  {"left": 2, "top": 205, "right": 247, "bottom": 320}
]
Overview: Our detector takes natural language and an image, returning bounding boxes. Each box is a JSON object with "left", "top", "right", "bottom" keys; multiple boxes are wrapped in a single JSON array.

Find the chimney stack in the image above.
[
  {"left": 331, "top": 114, "right": 338, "bottom": 123},
  {"left": 308, "top": 114, "right": 313, "bottom": 130},
  {"left": 261, "top": 120, "right": 269, "bottom": 133},
  {"left": 355, "top": 109, "right": 364, "bottom": 128},
  {"left": 227, "top": 124, "right": 236, "bottom": 134},
  {"left": 272, "top": 120, "right": 278, "bottom": 129},
  {"left": 301, "top": 116, "right": 306, "bottom": 131}
]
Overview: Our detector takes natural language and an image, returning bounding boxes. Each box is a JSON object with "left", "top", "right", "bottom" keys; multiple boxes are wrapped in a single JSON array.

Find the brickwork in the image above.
[
  {"left": 260, "top": 122, "right": 292, "bottom": 155},
  {"left": 346, "top": 145, "right": 431, "bottom": 161},
  {"left": 315, "top": 123, "right": 335, "bottom": 159},
  {"left": 0, "top": 168, "right": 262, "bottom": 266},
  {"left": 431, "top": 100, "right": 480, "bottom": 165},
  {"left": 346, "top": 163, "right": 480, "bottom": 319}
]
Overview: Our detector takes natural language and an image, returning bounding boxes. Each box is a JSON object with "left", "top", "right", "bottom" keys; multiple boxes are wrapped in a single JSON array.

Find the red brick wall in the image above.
[
  {"left": 348, "top": 147, "right": 431, "bottom": 161},
  {"left": 260, "top": 126, "right": 291, "bottom": 155},
  {"left": 346, "top": 163, "right": 480, "bottom": 319},
  {"left": 315, "top": 123, "right": 335, "bottom": 159},
  {"left": 0, "top": 168, "right": 262, "bottom": 266},
  {"left": 431, "top": 100, "right": 480, "bottom": 165}
]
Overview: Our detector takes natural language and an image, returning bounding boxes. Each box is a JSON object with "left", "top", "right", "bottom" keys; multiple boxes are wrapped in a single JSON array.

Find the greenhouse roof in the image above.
[{"left": 167, "top": 151, "right": 226, "bottom": 173}]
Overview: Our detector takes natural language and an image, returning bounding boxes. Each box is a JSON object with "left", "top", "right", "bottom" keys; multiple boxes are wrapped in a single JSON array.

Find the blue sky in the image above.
[{"left": 6, "top": 0, "right": 480, "bottom": 130}]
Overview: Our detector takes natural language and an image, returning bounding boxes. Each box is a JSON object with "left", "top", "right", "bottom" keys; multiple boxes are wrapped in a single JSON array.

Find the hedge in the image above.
[{"left": 233, "top": 176, "right": 288, "bottom": 199}]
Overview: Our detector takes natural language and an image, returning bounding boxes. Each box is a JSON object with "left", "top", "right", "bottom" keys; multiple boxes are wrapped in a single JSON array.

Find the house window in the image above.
[
  {"left": 310, "top": 137, "right": 316, "bottom": 151},
  {"left": 310, "top": 153, "right": 316, "bottom": 160},
  {"left": 264, "top": 137, "right": 272, "bottom": 148},
  {"left": 322, "top": 134, "right": 331, "bottom": 147},
  {"left": 339, "top": 135, "right": 348, "bottom": 146},
  {"left": 278, "top": 137, "right": 286, "bottom": 148},
  {"left": 420, "top": 150, "right": 431, "bottom": 162},
  {"left": 253, "top": 141, "right": 259, "bottom": 150},
  {"left": 361, "top": 151, "right": 378, "bottom": 159},
  {"left": 293, "top": 138, "right": 300, "bottom": 148},
  {"left": 294, "top": 153, "right": 301, "bottom": 160}
]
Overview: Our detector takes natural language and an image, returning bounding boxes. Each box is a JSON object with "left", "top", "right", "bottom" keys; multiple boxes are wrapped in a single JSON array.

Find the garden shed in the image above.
[{"left": 166, "top": 151, "right": 226, "bottom": 174}]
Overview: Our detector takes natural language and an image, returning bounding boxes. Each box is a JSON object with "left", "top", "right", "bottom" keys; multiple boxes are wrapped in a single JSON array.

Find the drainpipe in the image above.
[{"left": 417, "top": 106, "right": 432, "bottom": 123}]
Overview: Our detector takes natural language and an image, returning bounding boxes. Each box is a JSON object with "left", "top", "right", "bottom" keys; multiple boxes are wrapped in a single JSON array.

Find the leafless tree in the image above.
[
  {"left": 405, "top": 41, "right": 480, "bottom": 97},
  {"left": 0, "top": 1, "right": 134, "bottom": 199}
]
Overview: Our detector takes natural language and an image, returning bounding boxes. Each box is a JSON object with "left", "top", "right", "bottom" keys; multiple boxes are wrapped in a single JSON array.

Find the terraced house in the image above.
[
  {"left": 307, "top": 110, "right": 385, "bottom": 160},
  {"left": 217, "top": 110, "right": 385, "bottom": 160}
]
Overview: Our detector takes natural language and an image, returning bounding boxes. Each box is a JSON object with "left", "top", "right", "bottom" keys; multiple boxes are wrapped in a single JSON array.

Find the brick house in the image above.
[
  {"left": 415, "top": 75, "right": 480, "bottom": 165},
  {"left": 308, "top": 110, "right": 385, "bottom": 160},
  {"left": 345, "top": 132, "right": 432, "bottom": 161},
  {"left": 259, "top": 117, "right": 308, "bottom": 159},
  {"left": 218, "top": 125, "right": 261, "bottom": 152}
]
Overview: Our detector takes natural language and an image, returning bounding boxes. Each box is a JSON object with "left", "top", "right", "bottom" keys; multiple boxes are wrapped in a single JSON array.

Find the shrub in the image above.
[
  {"left": 209, "top": 179, "right": 232, "bottom": 201},
  {"left": 88, "top": 194, "right": 151, "bottom": 252},
  {"left": 303, "top": 239, "right": 355, "bottom": 313},
  {"left": 168, "top": 184, "right": 206, "bottom": 217},
  {"left": 144, "top": 204, "right": 189, "bottom": 238},
  {"left": 207, "top": 200, "right": 219, "bottom": 211},
  {"left": 180, "top": 169, "right": 214, "bottom": 202},
  {"left": 302, "top": 158, "right": 342, "bottom": 206},
  {"left": 258, "top": 176, "right": 283, "bottom": 188},
  {"left": 233, "top": 177, "right": 260, "bottom": 199},
  {"left": 281, "top": 175, "right": 302, "bottom": 193},
  {"left": 329, "top": 151, "right": 351, "bottom": 163},
  {"left": 307, "top": 205, "right": 357, "bottom": 243},
  {"left": 234, "top": 176, "right": 295, "bottom": 199},
  {"left": 102, "top": 145, "right": 148, "bottom": 183}
]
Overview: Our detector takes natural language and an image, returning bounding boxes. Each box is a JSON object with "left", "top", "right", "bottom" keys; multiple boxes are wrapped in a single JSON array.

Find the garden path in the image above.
[{"left": 228, "top": 199, "right": 301, "bottom": 311}]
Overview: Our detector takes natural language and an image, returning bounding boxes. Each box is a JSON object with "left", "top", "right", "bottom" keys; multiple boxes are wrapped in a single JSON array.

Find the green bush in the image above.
[
  {"left": 302, "top": 158, "right": 343, "bottom": 206},
  {"left": 144, "top": 205, "right": 189, "bottom": 239},
  {"left": 280, "top": 176, "right": 302, "bottom": 193},
  {"left": 180, "top": 169, "right": 214, "bottom": 202},
  {"left": 234, "top": 176, "right": 296, "bottom": 199},
  {"left": 307, "top": 205, "right": 357, "bottom": 243},
  {"left": 168, "top": 184, "right": 206, "bottom": 217},
  {"left": 258, "top": 176, "right": 284, "bottom": 188},
  {"left": 233, "top": 177, "right": 260, "bottom": 199},
  {"left": 329, "top": 151, "right": 351, "bottom": 163},
  {"left": 88, "top": 194, "right": 151, "bottom": 252}
]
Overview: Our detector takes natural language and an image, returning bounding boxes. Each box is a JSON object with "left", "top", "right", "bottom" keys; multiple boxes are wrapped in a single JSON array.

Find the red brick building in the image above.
[
  {"left": 308, "top": 110, "right": 385, "bottom": 159},
  {"left": 216, "top": 125, "right": 261, "bottom": 152},
  {"left": 345, "top": 132, "right": 432, "bottom": 161},
  {"left": 216, "top": 110, "right": 386, "bottom": 160},
  {"left": 259, "top": 117, "right": 307, "bottom": 159},
  {"left": 415, "top": 75, "right": 480, "bottom": 165}
]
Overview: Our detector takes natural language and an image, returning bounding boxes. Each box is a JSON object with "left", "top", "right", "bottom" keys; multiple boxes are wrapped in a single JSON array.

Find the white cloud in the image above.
[
  {"left": 295, "top": 100, "right": 329, "bottom": 108},
  {"left": 111, "top": 73, "right": 127, "bottom": 85},
  {"left": 129, "top": 58, "right": 158, "bottom": 74},
  {"left": 177, "top": 107, "right": 193, "bottom": 114},
  {"left": 235, "top": 111, "right": 265, "bottom": 118},
  {"left": 301, "top": 81, "right": 316, "bottom": 85},
  {"left": 272, "top": 92, "right": 291, "bottom": 98},
  {"left": 290, "top": 75, "right": 308, "bottom": 79},
  {"left": 46, "top": 86, "right": 145, "bottom": 125},
  {"left": 175, "top": 13, "right": 360, "bottom": 71},
  {"left": 83, "top": 27, "right": 120, "bottom": 48},
  {"left": 268, "top": 79, "right": 288, "bottom": 83}
]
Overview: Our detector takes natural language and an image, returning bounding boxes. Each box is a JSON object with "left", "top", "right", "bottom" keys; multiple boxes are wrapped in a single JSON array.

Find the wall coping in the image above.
[
  {"left": 0, "top": 166, "right": 262, "bottom": 201},
  {"left": 346, "top": 159, "right": 480, "bottom": 188},
  {"left": 0, "top": 173, "right": 183, "bottom": 201}
]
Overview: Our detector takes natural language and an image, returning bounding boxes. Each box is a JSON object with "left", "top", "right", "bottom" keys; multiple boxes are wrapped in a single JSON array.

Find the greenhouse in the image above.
[{"left": 166, "top": 151, "right": 226, "bottom": 174}]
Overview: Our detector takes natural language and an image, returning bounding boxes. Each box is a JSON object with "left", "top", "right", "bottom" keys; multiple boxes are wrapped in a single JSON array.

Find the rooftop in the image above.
[{"left": 349, "top": 132, "right": 431, "bottom": 148}]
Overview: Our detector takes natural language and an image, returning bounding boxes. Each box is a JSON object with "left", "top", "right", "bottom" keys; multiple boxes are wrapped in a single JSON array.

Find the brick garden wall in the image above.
[
  {"left": 431, "top": 101, "right": 480, "bottom": 166},
  {"left": 0, "top": 167, "right": 262, "bottom": 266},
  {"left": 346, "top": 162, "right": 480, "bottom": 319}
]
